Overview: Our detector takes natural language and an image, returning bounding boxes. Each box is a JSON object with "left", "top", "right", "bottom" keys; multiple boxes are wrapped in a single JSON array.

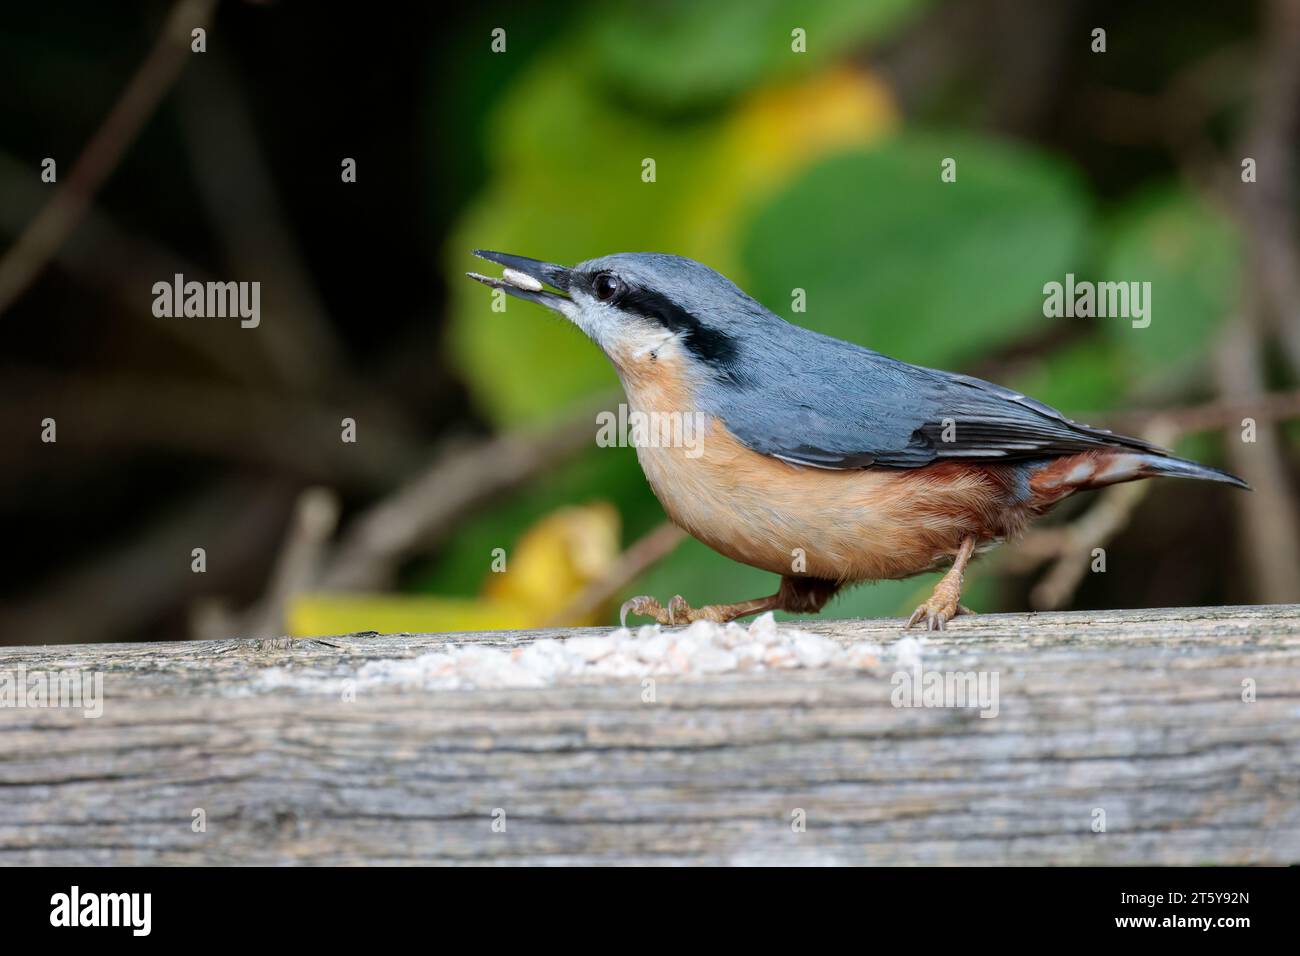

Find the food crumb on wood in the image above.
[{"left": 338, "top": 612, "right": 882, "bottom": 691}]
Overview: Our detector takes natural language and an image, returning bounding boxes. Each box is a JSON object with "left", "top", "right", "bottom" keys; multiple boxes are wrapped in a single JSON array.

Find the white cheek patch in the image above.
[
  {"left": 570, "top": 292, "right": 683, "bottom": 365},
  {"left": 627, "top": 326, "right": 678, "bottom": 360},
  {"left": 571, "top": 294, "right": 631, "bottom": 347}
]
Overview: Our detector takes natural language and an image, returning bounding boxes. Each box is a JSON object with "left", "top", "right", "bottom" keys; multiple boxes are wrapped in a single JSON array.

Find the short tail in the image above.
[{"left": 1030, "top": 450, "right": 1251, "bottom": 497}]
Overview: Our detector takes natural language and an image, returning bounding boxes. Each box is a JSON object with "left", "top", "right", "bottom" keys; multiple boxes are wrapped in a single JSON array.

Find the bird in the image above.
[{"left": 467, "top": 250, "right": 1249, "bottom": 630}]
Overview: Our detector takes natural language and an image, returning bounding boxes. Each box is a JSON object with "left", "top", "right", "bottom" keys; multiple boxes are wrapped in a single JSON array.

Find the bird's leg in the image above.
[
  {"left": 621, "top": 576, "right": 841, "bottom": 626},
  {"left": 907, "top": 536, "right": 977, "bottom": 631}
]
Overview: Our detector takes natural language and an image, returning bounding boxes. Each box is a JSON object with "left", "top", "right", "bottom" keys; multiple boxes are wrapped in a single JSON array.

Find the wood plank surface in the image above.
[{"left": 1, "top": 604, "right": 1297, "bottom": 865}]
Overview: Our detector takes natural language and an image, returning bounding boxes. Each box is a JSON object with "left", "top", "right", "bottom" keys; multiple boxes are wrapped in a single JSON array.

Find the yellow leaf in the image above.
[
  {"left": 482, "top": 502, "right": 620, "bottom": 620},
  {"left": 722, "top": 64, "right": 897, "bottom": 199},
  {"left": 287, "top": 593, "right": 534, "bottom": 637},
  {"left": 286, "top": 502, "right": 622, "bottom": 636}
]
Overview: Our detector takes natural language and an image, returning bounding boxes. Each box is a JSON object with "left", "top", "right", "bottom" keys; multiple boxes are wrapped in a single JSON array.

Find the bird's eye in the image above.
[{"left": 592, "top": 272, "right": 621, "bottom": 302}]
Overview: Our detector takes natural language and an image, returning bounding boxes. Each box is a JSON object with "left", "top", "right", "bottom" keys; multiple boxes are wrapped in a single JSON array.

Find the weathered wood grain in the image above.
[{"left": 1, "top": 604, "right": 1297, "bottom": 865}]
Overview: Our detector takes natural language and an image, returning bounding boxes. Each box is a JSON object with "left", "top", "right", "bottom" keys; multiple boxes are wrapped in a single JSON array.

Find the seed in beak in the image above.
[{"left": 501, "top": 267, "right": 543, "bottom": 292}]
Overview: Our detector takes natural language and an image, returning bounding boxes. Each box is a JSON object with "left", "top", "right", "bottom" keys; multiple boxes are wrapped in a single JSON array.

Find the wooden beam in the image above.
[{"left": 1, "top": 604, "right": 1297, "bottom": 864}]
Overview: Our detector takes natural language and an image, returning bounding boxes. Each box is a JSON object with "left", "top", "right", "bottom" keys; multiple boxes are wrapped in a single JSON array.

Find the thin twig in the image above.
[
  {"left": 0, "top": 0, "right": 217, "bottom": 316},
  {"left": 1210, "top": 0, "right": 1300, "bottom": 603},
  {"left": 0, "top": 369, "right": 425, "bottom": 489},
  {"left": 240, "top": 487, "right": 341, "bottom": 640},
  {"left": 1093, "top": 387, "right": 1300, "bottom": 438},
  {"left": 1027, "top": 482, "right": 1152, "bottom": 610},
  {"left": 1009, "top": 379, "right": 1300, "bottom": 609}
]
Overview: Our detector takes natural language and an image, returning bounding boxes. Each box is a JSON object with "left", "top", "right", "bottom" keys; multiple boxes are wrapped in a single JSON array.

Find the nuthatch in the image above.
[{"left": 468, "top": 250, "right": 1249, "bottom": 630}]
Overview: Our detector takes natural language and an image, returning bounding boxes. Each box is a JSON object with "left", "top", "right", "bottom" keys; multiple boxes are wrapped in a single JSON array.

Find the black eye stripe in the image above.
[
  {"left": 618, "top": 286, "right": 742, "bottom": 372},
  {"left": 577, "top": 272, "right": 741, "bottom": 371}
]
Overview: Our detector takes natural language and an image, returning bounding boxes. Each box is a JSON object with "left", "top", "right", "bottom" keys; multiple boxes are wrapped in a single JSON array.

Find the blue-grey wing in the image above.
[{"left": 708, "top": 336, "right": 1159, "bottom": 469}]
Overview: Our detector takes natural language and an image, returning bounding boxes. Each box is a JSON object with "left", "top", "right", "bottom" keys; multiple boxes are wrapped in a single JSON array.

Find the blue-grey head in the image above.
[{"left": 467, "top": 250, "right": 784, "bottom": 384}]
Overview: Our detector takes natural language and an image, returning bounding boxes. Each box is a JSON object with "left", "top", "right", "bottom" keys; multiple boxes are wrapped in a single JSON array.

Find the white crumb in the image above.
[
  {"left": 340, "top": 612, "right": 880, "bottom": 692},
  {"left": 501, "top": 267, "right": 542, "bottom": 291},
  {"left": 892, "top": 635, "right": 927, "bottom": 670}
]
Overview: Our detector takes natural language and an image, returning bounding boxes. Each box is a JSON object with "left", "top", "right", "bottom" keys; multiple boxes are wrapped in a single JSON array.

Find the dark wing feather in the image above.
[{"left": 712, "top": 342, "right": 1161, "bottom": 470}]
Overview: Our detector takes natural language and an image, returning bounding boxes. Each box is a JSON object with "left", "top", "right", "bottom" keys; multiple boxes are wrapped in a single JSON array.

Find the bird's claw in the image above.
[
  {"left": 620, "top": 594, "right": 717, "bottom": 626},
  {"left": 621, "top": 594, "right": 669, "bottom": 626},
  {"left": 906, "top": 583, "right": 973, "bottom": 631}
]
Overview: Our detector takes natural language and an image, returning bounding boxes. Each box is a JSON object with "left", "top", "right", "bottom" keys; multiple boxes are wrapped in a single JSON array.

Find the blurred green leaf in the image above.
[
  {"left": 741, "top": 133, "right": 1090, "bottom": 368},
  {"left": 1098, "top": 184, "right": 1241, "bottom": 378},
  {"left": 588, "top": 0, "right": 930, "bottom": 111},
  {"left": 1010, "top": 338, "right": 1127, "bottom": 416}
]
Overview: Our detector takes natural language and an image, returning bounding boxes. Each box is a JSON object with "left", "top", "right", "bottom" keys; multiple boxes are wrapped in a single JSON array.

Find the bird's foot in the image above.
[
  {"left": 620, "top": 594, "right": 742, "bottom": 626},
  {"left": 906, "top": 580, "right": 974, "bottom": 632}
]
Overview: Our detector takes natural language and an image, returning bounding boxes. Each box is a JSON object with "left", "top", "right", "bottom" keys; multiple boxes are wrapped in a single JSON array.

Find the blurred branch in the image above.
[
  {"left": 220, "top": 486, "right": 341, "bottom": 641},
  {"left": 1093, "top": 387, "right": 1300, "bottom": 437},
  {"left": 0, "top": 0, "right": 217, "bottom": 317},
  {"left": 318, "top": 394, "right": 617, "bottom": 590},
  {"left": 1213, "top": 0, "right": 1300, "bottom": 603},
  {"left": 876, "top": 0, "right": 1075, "bottom": 135},
  {"left": 0, "top": 369, "right": 425, "bottom": 490},
  {"left": 0, "top": 150, "right": 276, "bottom": 386},
  {"left": 1010, "top": 381, "right": 1300, "bottom": 609},
  {"left": 0, "top": 478, "right": 289, "bottom": 646},
  {"left": 1079, "top": 44, "right": 1250, "bottom": 162},
  {"left": 1022, "top": 482, "right": 1151, "bottom": 611},
  {"left": 1214, "top": 310, "right": 1300, "bottom": 603},
  {"left": 1237, "top": 0, "right": 1300, "bottom": 376},
  {"left": 175, "top": 51, "right": 347, "bottom": 394},
  {"left": 1096, "top": 0, "right": 1300, "bottom": 605},
  {"left": 1006, "top": 422, "right": 1173, "bottom": 610}
]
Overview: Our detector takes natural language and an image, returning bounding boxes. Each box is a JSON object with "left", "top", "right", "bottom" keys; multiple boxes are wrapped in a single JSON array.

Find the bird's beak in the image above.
[{"left": 467, "top": 250, "right": 575, "bottom": 317}]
